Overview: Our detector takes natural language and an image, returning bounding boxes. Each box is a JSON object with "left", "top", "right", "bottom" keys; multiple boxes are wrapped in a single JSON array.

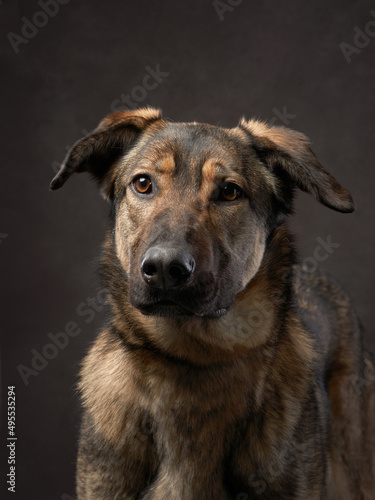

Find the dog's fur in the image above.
[{"left": 51, "top": 108, "right": 375, "bottom": 499}]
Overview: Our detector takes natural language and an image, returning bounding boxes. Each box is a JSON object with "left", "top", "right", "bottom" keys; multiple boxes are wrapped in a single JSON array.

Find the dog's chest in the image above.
[{"left": 138, "top": 362, "right": 257, "bottom": 498}]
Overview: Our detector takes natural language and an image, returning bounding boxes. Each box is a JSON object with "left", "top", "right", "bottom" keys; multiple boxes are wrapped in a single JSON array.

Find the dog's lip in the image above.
[
  {"left": 137, "top": 300, "right": 195, "bottom": 317},
  {"left": 136, "top": 299, "right": 229, "bottom": 318}
]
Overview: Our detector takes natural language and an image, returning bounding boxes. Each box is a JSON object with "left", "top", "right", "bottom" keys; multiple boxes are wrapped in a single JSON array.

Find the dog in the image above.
[{"left": 51, "top": 107, "right": 375, "bottom": 499}]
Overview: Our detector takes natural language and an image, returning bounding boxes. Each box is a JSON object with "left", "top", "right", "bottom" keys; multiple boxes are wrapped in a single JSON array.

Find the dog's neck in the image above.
[{"left": 99, "top": 224, "right": 310, "bottom": 368}]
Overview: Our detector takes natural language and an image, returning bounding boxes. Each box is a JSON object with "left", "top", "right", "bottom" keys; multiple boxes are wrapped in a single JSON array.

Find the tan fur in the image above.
[{"left": 240, "top": 117, "right": 309, "bottom": 155}]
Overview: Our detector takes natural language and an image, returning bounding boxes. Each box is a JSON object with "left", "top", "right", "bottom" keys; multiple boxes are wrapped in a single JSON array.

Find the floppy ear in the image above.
[
  {"left": 240, "top": 118, "right": 354, "bottom": 213},
  {"left": 50, "top": 107, "right": 162, "bottom": 200}
]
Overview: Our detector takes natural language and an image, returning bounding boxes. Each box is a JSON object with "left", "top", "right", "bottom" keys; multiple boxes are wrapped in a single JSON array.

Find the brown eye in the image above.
[
  {"left": 220, "top": 183, "right": 242, "bottom": 202},
  {"left": 133, "top": 176, "right": 152, "bottom": 194}
]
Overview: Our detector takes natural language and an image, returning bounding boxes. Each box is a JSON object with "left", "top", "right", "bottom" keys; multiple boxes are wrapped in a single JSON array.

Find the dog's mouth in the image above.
[
  {"left": 136, "top": 299, "right": 229, "bottom": 318},
  {"left": 138, "top": 300, "right": 194, "bottom": 317}
]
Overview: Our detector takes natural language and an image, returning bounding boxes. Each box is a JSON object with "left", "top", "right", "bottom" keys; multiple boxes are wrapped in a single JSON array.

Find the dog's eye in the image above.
[
  {"left": 219, "top": 183, "right": 243, "bottom": 202},
  {"left": 133, "top": 176, "right": 152, "bottom": 194}
]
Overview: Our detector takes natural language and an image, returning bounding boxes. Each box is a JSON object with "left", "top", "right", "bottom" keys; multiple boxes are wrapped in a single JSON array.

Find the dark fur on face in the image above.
[{"left": 51, "top": 108, "right": 374, "bottom": 500}]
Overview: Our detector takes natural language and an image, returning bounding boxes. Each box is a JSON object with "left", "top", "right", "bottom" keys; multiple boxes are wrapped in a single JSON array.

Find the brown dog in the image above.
[{"left": 51, "top": 108, "right": 375, "bottom": 499}]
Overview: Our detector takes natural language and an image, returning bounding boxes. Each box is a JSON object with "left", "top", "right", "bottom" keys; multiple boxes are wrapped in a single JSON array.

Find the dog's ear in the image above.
[
  {"left": 50, "top": 107, "right": 162, "bottom": 200},
  {"left": 240, "top": 119, "right": 354, "bottom": 213}
]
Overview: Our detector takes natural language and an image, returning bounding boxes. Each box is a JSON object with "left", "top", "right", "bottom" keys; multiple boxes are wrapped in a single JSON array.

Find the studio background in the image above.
[{"left": 1, "top": 0, "right": 375, "bottom": 498}]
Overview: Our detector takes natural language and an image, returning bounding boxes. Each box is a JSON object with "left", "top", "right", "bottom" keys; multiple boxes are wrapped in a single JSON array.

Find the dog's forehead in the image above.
[
  {"left": 148, "top": 121, "right": 240, "bottom": 156},
  {"left": 126, "top": 121, "right": 247, "bottom": 180}
]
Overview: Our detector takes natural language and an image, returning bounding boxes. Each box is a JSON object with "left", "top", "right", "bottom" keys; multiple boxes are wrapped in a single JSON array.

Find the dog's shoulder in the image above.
[
  {"left": 293, "top": 264, "right": 355, "bottom": 317},
  {"left": 292, "top": 264, "right": 362, "bottom": 364}
]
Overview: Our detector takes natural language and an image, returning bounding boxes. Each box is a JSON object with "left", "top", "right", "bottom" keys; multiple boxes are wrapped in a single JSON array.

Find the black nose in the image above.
[{"left": 141, "top": 246, "right": 195, "bottom": 290}]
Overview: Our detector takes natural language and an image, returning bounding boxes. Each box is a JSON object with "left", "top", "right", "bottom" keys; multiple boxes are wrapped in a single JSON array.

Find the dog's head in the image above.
[{"left": 51, "top": 107, "right": 353, "bottom": 320}]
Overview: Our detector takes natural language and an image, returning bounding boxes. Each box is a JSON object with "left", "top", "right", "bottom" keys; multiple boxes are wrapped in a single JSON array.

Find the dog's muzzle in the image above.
[{"left": 133, "top": 246, "right": 229, "bottom": 318}]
